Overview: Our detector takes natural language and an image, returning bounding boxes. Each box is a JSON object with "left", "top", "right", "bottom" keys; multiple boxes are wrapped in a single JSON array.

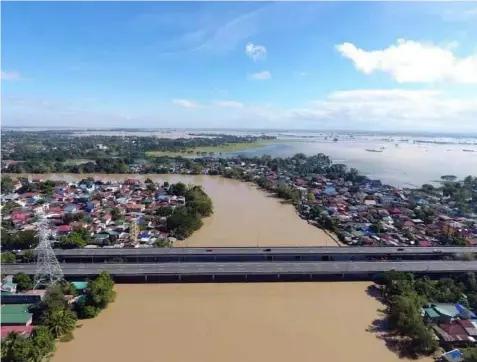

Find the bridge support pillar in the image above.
[
  {"left": 309, "top": 274, "right": 312, "bottom": 280},
  {"left": 145, "top": 275, "right": 148, "bottom": 282},
  {"left": 178, "top": 275, "right": 181, "bottom": 282},
  {"left": 212, "top": 274, "right": 215, "bottom": 281}
]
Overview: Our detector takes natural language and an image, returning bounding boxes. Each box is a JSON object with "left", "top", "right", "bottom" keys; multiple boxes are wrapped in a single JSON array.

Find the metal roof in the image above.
[
  {"left": 3, "top": 260, "right": 477, "bottom": 276},
  {"left": 21, "top": 246, "right": 477, "bottom": 257}
]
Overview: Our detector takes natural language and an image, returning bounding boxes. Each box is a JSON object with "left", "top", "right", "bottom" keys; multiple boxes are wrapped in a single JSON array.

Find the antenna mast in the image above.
[{"left": 33, "top": 210, "right": 64, "bottom": 290}]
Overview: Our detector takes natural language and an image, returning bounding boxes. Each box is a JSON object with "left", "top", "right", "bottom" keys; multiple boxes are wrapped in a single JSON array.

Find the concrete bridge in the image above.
[
  {"left": 24, "top": 246, "right": 477, "bottom": 264},
  {"left": 4, "top": 260, "right": 477, "bottom": 283}
]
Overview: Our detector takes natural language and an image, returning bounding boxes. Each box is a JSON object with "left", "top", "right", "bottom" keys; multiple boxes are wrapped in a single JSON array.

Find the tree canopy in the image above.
[{"left": 13, "top": 273, "right": 33, "bottom": 291}]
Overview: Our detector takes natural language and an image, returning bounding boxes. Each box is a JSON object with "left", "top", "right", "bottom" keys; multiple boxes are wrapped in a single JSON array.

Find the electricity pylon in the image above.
[{"left": 33, "top": 210, "right": 64, "bottom": 290}]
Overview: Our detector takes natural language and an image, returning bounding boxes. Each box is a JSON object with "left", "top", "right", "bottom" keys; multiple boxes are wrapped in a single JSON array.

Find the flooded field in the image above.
[
  {"left": 52, "top": 283, "right": 431, "bottom": 362},
  {"left": 18, "top": 173, "right": 336, "bottom": 247}
]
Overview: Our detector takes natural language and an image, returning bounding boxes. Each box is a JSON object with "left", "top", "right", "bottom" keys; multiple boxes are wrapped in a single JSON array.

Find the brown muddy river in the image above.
[
  {"left": 19, "top": 173, "right": 336, "bottom": 247},
  {"left": 16, "top": 174, "right": 427, "bottom": 362},
  {"left": 52, "top": 283, "right": 431, "bottom": 362}
]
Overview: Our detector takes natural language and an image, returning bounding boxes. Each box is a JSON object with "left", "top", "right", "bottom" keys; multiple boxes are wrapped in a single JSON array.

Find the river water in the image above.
[
  {"left": 19, "top": 173, "right": 335, "bottom": 247},
  {"left": 19, "top": 174, "right": 428, "bottom": 362},
  {"left": 52, "top": 283, "right": 432, "bottom": 362}
]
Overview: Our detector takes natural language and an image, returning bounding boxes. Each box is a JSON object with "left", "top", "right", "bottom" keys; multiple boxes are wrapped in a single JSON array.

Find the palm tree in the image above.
[
  {"left": 42, "top": 308, "right": 77, "bottom": 338},
  {"left": 1, "top": 332, "right": 31, "bottom": 361}
]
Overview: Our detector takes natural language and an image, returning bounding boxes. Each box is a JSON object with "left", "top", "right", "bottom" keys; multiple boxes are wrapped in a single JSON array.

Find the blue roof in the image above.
[
  {"left": 456, "top": 304, "right": 477, "bottom": 319},
  {"left": 71, "top": 281, "right": 88, "bottom": 290},
  {"left": 443, "top": 349, "right": 464, "bottom": 362}
]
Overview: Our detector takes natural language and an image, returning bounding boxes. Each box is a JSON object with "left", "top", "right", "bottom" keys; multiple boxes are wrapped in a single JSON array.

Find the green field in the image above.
[{"left": 145, "top": 141, "right": 267, "bottom": 157}]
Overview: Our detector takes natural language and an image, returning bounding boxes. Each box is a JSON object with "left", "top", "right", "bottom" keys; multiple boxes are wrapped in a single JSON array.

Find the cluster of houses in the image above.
[
  {"left": 1, "top": 177, "right": 187, "bottom": 248},
  {"left": 422, "top": 303, "right": 477, "bottom": 361},
  {"left": 2, "top": 155, "right": 476, "bottom": 249},
  {"left": 295, "top": 177, "right": 476, "bottom": 247},
  {"left": 229, "top": 161, "right": 477, "bottom": 248},
  {"left": 0, "top": 277, "right": 87, "bottom": 340}
]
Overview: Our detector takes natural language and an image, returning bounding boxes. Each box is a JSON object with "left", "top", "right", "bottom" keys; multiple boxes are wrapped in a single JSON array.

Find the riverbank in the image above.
[
  {"left": 10, "top": 174, "right": 337, "bottom": 247},
  {"left": 51, "top": 283, "right": 432, "bottom": 362}
]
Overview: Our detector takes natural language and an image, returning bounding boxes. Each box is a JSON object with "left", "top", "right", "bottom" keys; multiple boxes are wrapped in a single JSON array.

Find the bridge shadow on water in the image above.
[{"left": 108, "top": 273, "right": 379, "bottom": 284}]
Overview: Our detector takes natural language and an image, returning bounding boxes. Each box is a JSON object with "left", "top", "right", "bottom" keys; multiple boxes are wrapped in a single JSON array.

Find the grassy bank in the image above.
[{"left": 146, "top": 141, "right": 267, "bottom": 157}]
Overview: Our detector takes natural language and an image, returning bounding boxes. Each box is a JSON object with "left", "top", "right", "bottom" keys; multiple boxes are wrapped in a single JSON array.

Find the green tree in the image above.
[
  {"left": 1, "top": 230, "right": 39, "bottom": 251},
  {"left": 76, "top": 272, "right": 115, "bottom": 319},
  {"left": 463, "top": 348, "right": 477, "bottom": 362},
  {"left": 110, "top": 207, "right": 121, "bottom": 221},
  {"left": 2, "top": 252, "right": 16, "bottom": 263},
  {"left": 59, "top": 232, "right": 87, "bottom": 249},
  {"left": 307, "top": 192, "right": 315, "bottom": 201},
  {"left": 185, "top": 186, "right": 213, "bottom": 217},
  {"left": 1, "top": 333, "right": 32, "bottom": 362},
  {"left": 169, "top": 182, "right": 187, "bottom": 196},
  {"left": 411, "top": 324, "right": 438, "bottom": 355},
  {"left": 388, "top": 292, "right": 425, "bottom": 337},
  {"left": 1, "top": 175, "right": 15, "bottom": 193},
  {"left": 29, "top": 326, "right": 56, "bottom": 362},
  {"left": 146, "top": 183, "right": 156, "bottom": 192},
  {"left": 59, "top": 281, "right": 77, "bottom": 296},
  {"left": 22, "top": 250, "right": 35, "bottom": 263},
  {"left": 42, "top": 307, "right": 77, "bottom": 338},
  {"left": 41, "top": 285, "right": 69, "bottom": 311},
  {"left": 13, "top": 273, "right": 33, "bottom": 291},
  {"left": 166, "top": 207, "right": 203, "bottom": 240}
]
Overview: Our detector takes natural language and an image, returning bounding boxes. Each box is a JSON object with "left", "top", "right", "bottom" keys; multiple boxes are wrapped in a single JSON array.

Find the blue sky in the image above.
[{"left": 2, "top": 1, "right": 477, "bottom": 132}]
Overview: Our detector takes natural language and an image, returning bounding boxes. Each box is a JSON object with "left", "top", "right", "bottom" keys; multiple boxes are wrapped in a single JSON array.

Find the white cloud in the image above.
[
  {"left": 213, "top": 100, "right": 245, "bottom": 109},
  {"left": 171, "top": 99, "right": 198, "bottom": 109},
  {"left": 294, "top": 71, "right": 310, "bottom": 77},
  {"left": 336, "top": 39, "right": 477, "bottom": 84},
  {"left": 1, "top": 71, "right": 21, "bottom": 81},
  {"left": 249, "top": 71, "right": 272, "bottom": 80},
  {"left": 245, "top": 43, "right": 267, "bottom": 61},
  {"left": 287, "top": 89, "right": 477, "bottom": 132}
]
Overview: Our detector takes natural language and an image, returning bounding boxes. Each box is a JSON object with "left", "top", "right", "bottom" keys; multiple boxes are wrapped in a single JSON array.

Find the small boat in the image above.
[
  {"left": 463, "top": 149, "right": 476, "bottom": 152},
  {"left": 365, "top": 149, "right": 383, "bottom": 153}
]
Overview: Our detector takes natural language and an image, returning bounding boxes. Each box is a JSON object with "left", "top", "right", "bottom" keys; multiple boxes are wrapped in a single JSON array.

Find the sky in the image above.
[{"left": 1, "top": 1, "right": 477, "bottom": 132}]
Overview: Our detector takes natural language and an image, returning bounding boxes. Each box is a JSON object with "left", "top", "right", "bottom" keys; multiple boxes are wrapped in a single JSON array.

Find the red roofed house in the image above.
[
  {"left": 102, "top": 214, "right": 112, "bottom": 225},
  {"left": 435, "top": 322, "right": 473, "bottom": 343},
  {"left": 57, "top": 225, "right": 72, "bottom": 235},
  {"left": 457, "top": 319, "right": 477, "bottom": 337},
  {"left": 126, "top": 204, "right": 145, "bottom": 213},
  {"left": 1, "top": 326, "right": 34, "bottom": 340},
  {"left": 295, "top": 178, "right": 307, "bottom": 186},
  {"left": 125, "top": 179, "right": 140, "bottom": 185}
]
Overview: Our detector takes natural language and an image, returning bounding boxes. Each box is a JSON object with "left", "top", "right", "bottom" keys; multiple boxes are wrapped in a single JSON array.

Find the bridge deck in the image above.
[
  {"left": 4, "top": 261, "right": 477, "bottom": 276},
  {"left": 31, "top": 246, "right": 477, "bottom": 257}
]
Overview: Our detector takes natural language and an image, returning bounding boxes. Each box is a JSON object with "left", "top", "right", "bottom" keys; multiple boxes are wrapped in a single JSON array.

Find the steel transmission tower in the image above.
[{"left": 33, "top": 210, "right": 64, "bottom": 290}]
